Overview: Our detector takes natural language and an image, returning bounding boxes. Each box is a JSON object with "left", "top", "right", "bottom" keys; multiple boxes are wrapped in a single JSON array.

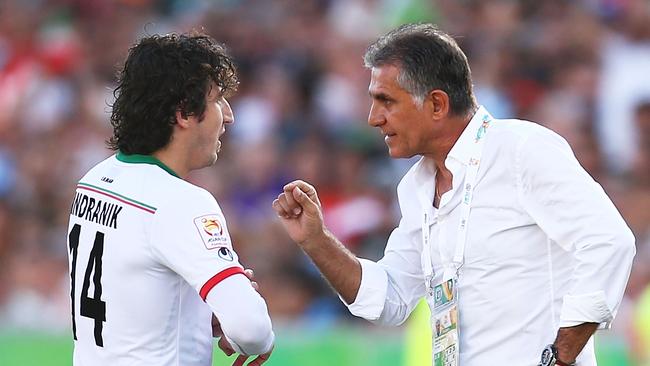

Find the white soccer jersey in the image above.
[{"left": 66, "top": 152, "right": 272, "bottom": 366}]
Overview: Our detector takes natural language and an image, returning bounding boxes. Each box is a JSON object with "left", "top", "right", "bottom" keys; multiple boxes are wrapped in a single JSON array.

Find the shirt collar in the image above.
[
  {"left": 447, "top": 105, "right": 493, "bottom": 165},
  {"left": 412, "top": 156, "right": 436, "bottom": 205},
  {"left": 116, "top": 151, "right": 180, "bottom": 178},
  {"left": 409, "top": 106, "right": 493, "bottom": 211}
]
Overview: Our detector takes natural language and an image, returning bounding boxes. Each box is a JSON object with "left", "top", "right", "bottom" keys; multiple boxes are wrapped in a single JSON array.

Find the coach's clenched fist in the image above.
[
  {"left": 272, "top": 180, "right": 326, "bottom": 246},
  {"left": 272, "top": 180, "right": 361, "bottom": 305}
]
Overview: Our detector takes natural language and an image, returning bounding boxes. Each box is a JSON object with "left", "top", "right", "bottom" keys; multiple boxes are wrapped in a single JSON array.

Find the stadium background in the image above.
[{"left": 0, "top": 0, "right": 649, "bottom": 365}]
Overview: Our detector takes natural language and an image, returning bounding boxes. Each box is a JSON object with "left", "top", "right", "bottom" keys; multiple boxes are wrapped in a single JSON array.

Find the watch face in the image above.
[{"left": 541, "top": 347, "right": 553, "bottom": 366}]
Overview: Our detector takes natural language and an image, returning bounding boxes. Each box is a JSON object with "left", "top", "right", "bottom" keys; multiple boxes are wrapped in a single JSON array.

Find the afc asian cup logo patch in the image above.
[
  {"left": 193, "top": 214, "right": 231, "bottom": 250},
  {"left": 201, "top": 217, "right": 223, "bottom": 236}
]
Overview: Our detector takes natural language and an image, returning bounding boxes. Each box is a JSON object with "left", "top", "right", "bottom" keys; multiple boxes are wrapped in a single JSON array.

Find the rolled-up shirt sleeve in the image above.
[
  {"left": 346, "top": 258, "right": 388, "bottom": 320},
  {"left": 345, "top": 222, "right": 426, "bottom": 326},
  {"left": 516, "top": 128, "right": 636, "bottom": 328}
]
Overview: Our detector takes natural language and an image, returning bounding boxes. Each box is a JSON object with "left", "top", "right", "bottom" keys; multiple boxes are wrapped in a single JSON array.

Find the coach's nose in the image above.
[{"left": 368, "top": 101, "right": 386, "bottom": 128}]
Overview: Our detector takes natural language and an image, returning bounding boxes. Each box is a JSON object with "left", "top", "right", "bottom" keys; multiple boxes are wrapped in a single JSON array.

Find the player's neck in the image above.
[{"left": 152, "top": 147, "right": 189, "bottom": 179}]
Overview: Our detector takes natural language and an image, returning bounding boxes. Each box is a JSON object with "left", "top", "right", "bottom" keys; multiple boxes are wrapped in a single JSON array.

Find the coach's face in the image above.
[
  {"left": 196, "top": 85, "right": 234, "bottom": 167},
  {"left": 367, "top": 65, "right": 437, "bottom": 159}
]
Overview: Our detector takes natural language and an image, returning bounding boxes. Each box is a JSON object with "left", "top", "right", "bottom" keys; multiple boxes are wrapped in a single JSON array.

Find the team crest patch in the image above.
[{"left": 193, "top": 214, "right": 231, "bottom": 250}]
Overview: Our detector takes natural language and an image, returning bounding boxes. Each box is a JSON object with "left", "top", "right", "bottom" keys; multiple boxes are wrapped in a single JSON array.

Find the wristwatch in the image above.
[{"left": 539, "top": 344, "right": 576, "bottom": 366}]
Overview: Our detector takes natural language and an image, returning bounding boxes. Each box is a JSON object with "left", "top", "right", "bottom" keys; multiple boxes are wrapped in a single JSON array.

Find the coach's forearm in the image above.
[
  {"left": 299, "top": 228, "right": 361, "bottom": 304},
  {"left": 554, "top": 322, "right": 599, "bottom": 363}
]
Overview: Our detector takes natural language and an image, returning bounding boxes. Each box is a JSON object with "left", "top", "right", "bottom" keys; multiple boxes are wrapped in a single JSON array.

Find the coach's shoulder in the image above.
[{"left": 494, "top": 118, "right": 567, "bottom": 144}]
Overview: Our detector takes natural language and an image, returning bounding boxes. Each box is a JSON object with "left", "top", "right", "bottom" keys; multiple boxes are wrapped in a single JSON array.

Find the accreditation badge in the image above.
[{"left": 430, "top": 276, "right": 459, "bottom": 366}]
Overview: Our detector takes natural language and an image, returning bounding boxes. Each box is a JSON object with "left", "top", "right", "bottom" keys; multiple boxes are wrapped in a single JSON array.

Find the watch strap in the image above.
[
  {"left": 540, "top": 344, "right": 577, "bottom": 366},
  {"left": 551, "top": 344, "right": 576, "bottom": 366},
  {"left": 555, "top": 359, "right": 576, "bottom": 366}
]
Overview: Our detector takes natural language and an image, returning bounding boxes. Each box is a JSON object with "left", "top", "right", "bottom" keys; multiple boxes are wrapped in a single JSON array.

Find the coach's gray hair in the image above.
[{"left": 364, "top": 23, "right": 476, "bottom": 115}]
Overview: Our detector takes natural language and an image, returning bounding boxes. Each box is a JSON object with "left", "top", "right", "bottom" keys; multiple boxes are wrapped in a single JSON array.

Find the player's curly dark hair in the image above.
[{"left": 108, "top": 32, "right": 238, "bottom": 155}]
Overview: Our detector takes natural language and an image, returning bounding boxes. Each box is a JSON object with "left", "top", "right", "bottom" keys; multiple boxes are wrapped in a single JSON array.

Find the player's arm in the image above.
[
  {"left": 150, "top": 190, "right": 275, "bottom": 360},
  {"left": 211, "top": 270, "right": 273, "bottom": 366},
  {"left": 517, "top": 129, "right": 635, "bottom": 363},
  {"left": 204, "top": 273, "right": 274, "bottom": 356}
]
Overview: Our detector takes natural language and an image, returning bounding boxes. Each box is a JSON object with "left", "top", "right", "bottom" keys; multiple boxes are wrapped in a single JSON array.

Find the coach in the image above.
[{"left": 273, "top": 23, "right": 635, "bottom": 366}]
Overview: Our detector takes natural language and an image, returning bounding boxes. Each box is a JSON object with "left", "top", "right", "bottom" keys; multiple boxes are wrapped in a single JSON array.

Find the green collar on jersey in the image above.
[{"left": 116, "top": 151, "right": 180, "bottom": 178}]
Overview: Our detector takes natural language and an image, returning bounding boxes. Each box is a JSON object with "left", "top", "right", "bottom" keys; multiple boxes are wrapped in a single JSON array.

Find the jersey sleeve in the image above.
[{"left": 149, "top": 187, "right": 245, "bottom": 299}]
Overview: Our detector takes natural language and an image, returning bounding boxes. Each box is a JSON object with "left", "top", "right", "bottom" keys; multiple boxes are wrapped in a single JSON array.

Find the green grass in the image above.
[
  {"left": 0, "top": 327, "right": 404, "bottom": 366},
  {"left": 0, "top": 328, "right": 633, "bottom": 366},
  {"left": 0, "top": 331, "right": 73, "bottom": 366}
]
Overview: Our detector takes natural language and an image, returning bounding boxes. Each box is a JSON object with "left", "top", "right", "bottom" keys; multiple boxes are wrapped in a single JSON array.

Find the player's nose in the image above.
[{"left": 222, "top": 98, "right": 234, "bottom": 125}]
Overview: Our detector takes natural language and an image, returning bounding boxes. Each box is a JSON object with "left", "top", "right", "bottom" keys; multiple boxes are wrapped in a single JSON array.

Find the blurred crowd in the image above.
[{"left": 0, "top": 0, "right": 649, "bottom": 363}]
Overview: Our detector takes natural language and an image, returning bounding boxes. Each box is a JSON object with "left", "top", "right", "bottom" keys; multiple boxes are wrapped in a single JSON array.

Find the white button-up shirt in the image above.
[{"left": 346, "top": 107, "right": 636, "bottom": 365}]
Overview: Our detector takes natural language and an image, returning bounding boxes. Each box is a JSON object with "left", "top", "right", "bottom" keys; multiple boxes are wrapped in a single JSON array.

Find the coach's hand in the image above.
[
  {"left": 272, "top": 180, "right": 325, "bottom": 246},
  {"left": 274, "top": 180, "right": 361, "bottom": 305}
]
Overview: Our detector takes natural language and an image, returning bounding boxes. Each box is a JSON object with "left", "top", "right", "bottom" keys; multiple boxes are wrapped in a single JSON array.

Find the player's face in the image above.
[
  {"left": 196, "top": 85, "right": 234, "bottom": 167},
  {"left": 367, "top": 65, "right": 435, "bottom": 159}
]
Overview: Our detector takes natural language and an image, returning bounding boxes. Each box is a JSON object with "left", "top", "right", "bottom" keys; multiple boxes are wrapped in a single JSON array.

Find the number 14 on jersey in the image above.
[{"left": 69, "top": 224, "right": 106, "bottom": 347}]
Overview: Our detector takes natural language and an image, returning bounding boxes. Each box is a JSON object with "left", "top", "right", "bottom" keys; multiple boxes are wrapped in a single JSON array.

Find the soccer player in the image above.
[{"left": 66, "top": 33, "right": 274, "bottom": 366}]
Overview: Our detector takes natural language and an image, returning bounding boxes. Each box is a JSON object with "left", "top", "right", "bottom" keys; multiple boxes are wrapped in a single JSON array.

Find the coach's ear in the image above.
[{"left": 427, "top": 89, "right": 451, "bottom": 121}]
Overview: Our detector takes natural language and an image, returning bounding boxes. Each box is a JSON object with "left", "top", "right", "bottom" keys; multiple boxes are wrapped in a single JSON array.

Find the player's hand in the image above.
[
  {"left": 232, "top": 346, "right": 274, "bottom": 366},
  {"left": 212, "top": 315, "right": 223, "bottom": 338},
  {"left": 212, "top": 315, "right": 237, "bottom": 356},
  {"left": 244, "top": 268, "right": 259, "bottom": 291},
  {"left": 213, "top": 268, "right": 265, "bottom": 360},
  {"left": 213, "top": 315, "right": 272, "bottom": 365},
  {"left": 272, "top": 180, "right": 325, "bottom": 246},
  {"left": 213, "top": 267, "right": 257, "bottom": 338}
]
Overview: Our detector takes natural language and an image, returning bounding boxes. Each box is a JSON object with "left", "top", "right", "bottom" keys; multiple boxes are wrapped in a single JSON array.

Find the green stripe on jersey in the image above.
[
  {"left": 77, "top": 182, "right": 157, "bottom": 211},
  {"left": 116, "top": 152, "right": 180, "bottom": 178}
]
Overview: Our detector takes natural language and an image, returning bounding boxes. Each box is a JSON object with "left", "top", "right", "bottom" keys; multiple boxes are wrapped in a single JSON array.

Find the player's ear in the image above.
[{"left": 175, "top": 109, "right": 192, "bottom": 129}]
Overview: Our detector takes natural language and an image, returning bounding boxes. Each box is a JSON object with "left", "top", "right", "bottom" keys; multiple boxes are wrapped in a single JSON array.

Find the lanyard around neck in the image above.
[{"left": 421, "top": 109, "right": 493, "bottom": 280}]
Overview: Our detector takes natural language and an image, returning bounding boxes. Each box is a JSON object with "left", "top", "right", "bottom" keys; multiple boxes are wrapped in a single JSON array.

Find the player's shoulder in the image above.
[
  {"left": 163, "top": 179, "right": 218, "bottom": 210},
  {"left": 79, "top": 154, "right": 221, "bottom": 214},
  {"left": 127, "top": 167, "right": 219, "bottom": 218},
  {"left": 78, "top": 154, "right": 118, "bottom": 182}
]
